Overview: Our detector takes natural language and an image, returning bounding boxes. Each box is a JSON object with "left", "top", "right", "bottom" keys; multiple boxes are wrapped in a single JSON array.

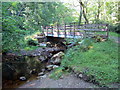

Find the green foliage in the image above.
[
  {"left": 24, "top": 46, "right": 38, "bottom": 51},
  {"left": 61, "top": 40, "right": 119, "bottom": 86},
  {"left": 26, "top": 38, "right": 38, "bottom": 46},
  {"left": 2, "top": 2, "right": 75, "bottom": 52},
  {"left": 49, "top": 67, "right": 68, "bottom": 80}
]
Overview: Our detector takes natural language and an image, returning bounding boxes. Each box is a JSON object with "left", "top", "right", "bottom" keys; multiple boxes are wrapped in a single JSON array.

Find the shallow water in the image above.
[{"left": 3, "top": 75, "right": 38, "bottom": 88}]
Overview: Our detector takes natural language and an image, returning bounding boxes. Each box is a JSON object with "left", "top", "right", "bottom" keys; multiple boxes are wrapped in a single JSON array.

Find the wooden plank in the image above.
[
  {"left": 76, "top": 24, "right": 107, "bottom": 28},
  {"left": 75, "top": 29, "right": 108, "bottom": 31}
]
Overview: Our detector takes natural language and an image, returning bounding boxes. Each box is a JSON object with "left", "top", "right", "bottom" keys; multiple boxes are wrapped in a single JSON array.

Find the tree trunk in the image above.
[
  {"left": 97, "top": 2, "right": 102, "bottom": 20},
  {"left": 82, "top": 7, "right": 89, "bottom": 24},
  {"left": 78, "top": 5, "right": 83, "bottom": 25},
  {"left": 79, "top": 0, "right": 89, "bottom": 24}
]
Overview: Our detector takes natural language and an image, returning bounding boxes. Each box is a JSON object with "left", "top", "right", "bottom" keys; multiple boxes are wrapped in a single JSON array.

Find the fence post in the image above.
[
  {"left": 64, "top": 23, "right": 66, "bottom": 38},
  {"left": 106, "top": 24, "right": 109, "bottom": 40},
  {"left": 46, "top": 26, "right": 48, "bottom": 36},
  {"left": 57, "top": 24, "right": 59, "bottom": 37},
  {"left": 70, "top": 23, "right": 72, "bottom": 36},
  {"left": 73, "top": 22, "right": 75, "bottom": 38},
  {"left": 52, "top": 26, "right": 53, "bottom": 36}
]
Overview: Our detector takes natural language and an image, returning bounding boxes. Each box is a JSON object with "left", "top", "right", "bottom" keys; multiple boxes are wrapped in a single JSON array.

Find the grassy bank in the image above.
[{"left": 58, "top": 39, "right": 119, "bottom": 86}]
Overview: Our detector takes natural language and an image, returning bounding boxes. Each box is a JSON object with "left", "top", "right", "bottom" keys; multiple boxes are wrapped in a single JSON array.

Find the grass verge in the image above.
[{"left": 55, "top": 39, "right": 119, "bottom": 86}]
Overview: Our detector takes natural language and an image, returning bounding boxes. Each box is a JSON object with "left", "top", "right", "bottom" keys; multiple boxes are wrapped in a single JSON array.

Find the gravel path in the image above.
[{"left": 19, "top": 73, "right": 98, "bottom": 88}]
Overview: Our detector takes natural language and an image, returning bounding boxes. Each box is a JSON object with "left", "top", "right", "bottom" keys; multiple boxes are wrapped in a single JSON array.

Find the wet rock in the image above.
[
  {"left": 38, "top": 56, "right": 46, "bottom": 62},
  {"left": 19, "top": 76, "right": 26, "bottom": 81},
  {"left": 40, "top": 74, "right": 47, "bottom": 78},
  {"left": 46, "top": 65, "right": 53, "bottom": 70},
  {"left": 41, "top": 69, "right": 45, "bottom": 72},
  {"left": 41, "top": 51, "right": 52, "bottom": 58},
  {"left": 37, "top": 74, "right": 47, "bottom": 79},
  {"left": 38, "top": 72, "right": 44, "bottom": 76},
  {"left": 50, "top": 52, "right": 64, "bottom": 64},
  {"left": 53, "top": 65, "right": 59, "bottom": 69},
  {"left": 78, "top": 74, "right": 83, "bottom": 78},
  {"left": 82, "top": 74, "right": 91, "bottom": 82},
  {"left": 30, "top": 69, "right": 36, "bottom": 74},
  {"left": 39, "top": 43, "right": 47, "bottom": 47}
]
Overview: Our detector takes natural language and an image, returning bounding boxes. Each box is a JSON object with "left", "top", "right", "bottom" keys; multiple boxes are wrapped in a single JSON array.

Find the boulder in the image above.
[{"left": 50, "top": 52, "right": 64, "bottom": 64}]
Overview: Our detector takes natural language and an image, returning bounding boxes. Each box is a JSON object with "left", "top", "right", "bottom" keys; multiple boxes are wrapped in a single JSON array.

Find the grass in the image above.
[
  {"left": 59, "top": 39, "right": 119, "bottom": 86},
  {"left": 49, "top": 67, "right": 69, "bottom": 80},
  {"left": 24, "top": 46, "right": 39, "bottom": 51}
]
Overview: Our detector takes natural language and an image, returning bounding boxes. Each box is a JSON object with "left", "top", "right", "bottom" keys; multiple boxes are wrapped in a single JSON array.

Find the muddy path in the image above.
[{"left": 19, "top": 72, "right": 98, "bottom": 88}]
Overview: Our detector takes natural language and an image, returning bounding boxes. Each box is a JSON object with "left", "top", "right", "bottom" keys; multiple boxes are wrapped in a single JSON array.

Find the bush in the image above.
[{"left": 27, "top": 39, "right": 38, "bottom": 46}]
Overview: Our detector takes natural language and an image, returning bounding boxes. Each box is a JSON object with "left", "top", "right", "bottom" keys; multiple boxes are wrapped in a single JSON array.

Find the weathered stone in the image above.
[
  {"left": 37, "top": 74, "right": 47, "bottom": 79},
  {"left": 39, "top": 43, "right": 47, "bottom": 47},
  {"left": 38, "top": 72, "right": 44, "bottom": 76},
  {"left": 46, "top": 65, "right": 53, "bottom": 70},
  {"left": 30, "top": 69, "right": 36, "bottom": 74},
  {"left": 41, "top": 69, "right": 45, "bottom": 72},
  {"left": 19, "top": 76, "right": 26, "bottom": 81},
  {"left": 53, "top": 65, "right": 59, "bottom": 69},
  {"left": 50, "top": 51, "right": 64, "bottom": 64},
  {"left": 39, "top": 56, "right": 46, "bottom": 62},
  {"left": 40, "top": 74, "right": 47, "bottom": 78},
  {"left": 78, "top": 74, "right": 83, "bottom": 78}
]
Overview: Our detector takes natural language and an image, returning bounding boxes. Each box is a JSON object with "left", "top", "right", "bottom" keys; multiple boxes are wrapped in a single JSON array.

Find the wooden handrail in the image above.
[{"left": 41, "top": 23, "right": 109, "bottom": 39}]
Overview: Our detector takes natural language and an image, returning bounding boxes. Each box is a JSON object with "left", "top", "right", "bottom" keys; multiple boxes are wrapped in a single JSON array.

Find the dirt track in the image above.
[{"left": 19, "top": 73, "right": 98, "bottom": 88}]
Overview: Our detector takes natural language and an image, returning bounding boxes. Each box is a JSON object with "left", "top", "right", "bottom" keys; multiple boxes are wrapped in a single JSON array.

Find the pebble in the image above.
[
  {"left": 53, "top": 65, "right": 59, "bottom": 69},
  {"left": 19, "top": 76, "right": 26, "bottom": 81},
  {"left": 78, "top": 74, "right": 83, "bottom": 78},
  {"left": 38, "top": 72, "right": 44, "bottom": 76}
]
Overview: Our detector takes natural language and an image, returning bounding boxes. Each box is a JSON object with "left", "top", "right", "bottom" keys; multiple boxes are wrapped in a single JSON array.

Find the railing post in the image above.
[
  {"left": 46, "top": 26, "right": 48, "bottom": 36},
  {"left": 64, "top": 23, "right": 66, "bottom": 38},
  {"left": 57, "top": 24, "right": 59, "bottom": 37},
  {"left": 70, "top": 23, "right": 72, "bottom": 36},
  {"left": 106, "top": 24, "right": 109, "bottom": 40},
  {"left": 73, "top": 22, "right": 75, "bottom": 38},
  {"left": 52, "top": 26, "right": 53, "bottom": 36}
]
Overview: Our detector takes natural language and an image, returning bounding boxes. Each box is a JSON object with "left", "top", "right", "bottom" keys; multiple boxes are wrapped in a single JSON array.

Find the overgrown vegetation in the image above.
[{"left": 2, "top": 2, "right": 75, "bottom": 52}]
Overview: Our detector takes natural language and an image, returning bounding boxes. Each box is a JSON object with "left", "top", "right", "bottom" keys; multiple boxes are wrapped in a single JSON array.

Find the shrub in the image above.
[{"left": 27, "top": 38, "right": 38, "bottom": 46}]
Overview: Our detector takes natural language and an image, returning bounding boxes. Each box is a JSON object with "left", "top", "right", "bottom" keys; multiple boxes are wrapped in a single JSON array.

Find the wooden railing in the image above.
[{"left": 41, "top": 22, "right": 109, "bottom": 39}]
